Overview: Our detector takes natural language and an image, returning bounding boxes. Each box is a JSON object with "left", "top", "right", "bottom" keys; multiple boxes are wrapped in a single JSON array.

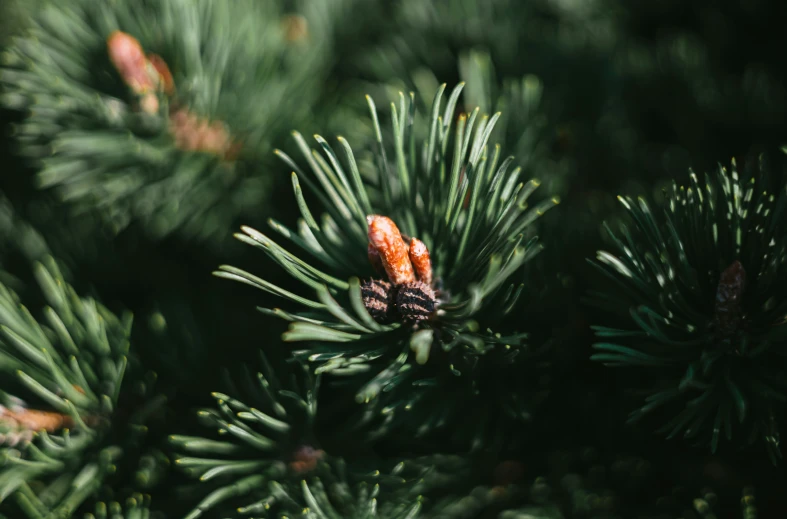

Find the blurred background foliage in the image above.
[{"left": 1, "top": 0, "right": 787, "bottom": 516}]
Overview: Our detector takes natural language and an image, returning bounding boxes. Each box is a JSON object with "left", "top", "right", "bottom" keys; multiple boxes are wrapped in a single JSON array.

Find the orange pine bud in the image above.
[
  {"left": 409, "top": 237, "right": 433, "bottom": 286},
  {"left": 147, "top": 53, "right": 175, "bottom": 95},
  {"left": 0, "top": 407, "right": 73, "bottom": 433},
  {"left": 367, "top": 215, "right": 415, "bottom": 285},
  {"left": 139, "top": 92, "right": 160, "bottom": 114},
  {"left": 282, "top": 14, "right": 309, "bottom": 43},
  {"left": 107, "top": 31, "right": 156, "bottom": 94}
]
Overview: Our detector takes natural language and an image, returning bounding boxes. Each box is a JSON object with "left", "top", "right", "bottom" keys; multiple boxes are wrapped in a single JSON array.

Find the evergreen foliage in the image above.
[
  {"left": 1, "top": 0, "right": 787, "bottom": 517},
  {"left": 589, "top": 155, "right": 787, "bottom": 462},
  {"left": 0, "top": 0, "right": 330, "bottom": 244},
  {"left": 82, "top": 494, "right": 152, "bottom": 519},
  {"left": 217, "top": 83, "right": 558, "bottom": 445},
  {"left": 367, "top": 49, "right": 564, "bottom": 197},
  {"left": 170, "top": 356, "right": 321, "bottom": 518},
  {"left": 171, "top": 355, "right": 431, "bottom": 518},
  {"left": 0, "top": 252, "right": 162, "bottom": 517}
]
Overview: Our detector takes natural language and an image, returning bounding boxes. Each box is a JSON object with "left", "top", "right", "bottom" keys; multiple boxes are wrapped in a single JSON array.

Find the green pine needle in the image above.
[
  {"left": 82, "top": 493, "right": 152, "bottom": 519},
  {"left": 219, "top": 83, "right": 557, "bottom": 440},
  {"left": 171, "top": 355, "right": 321, "bottom": 518},
  {"left": 0, "top": 251, "right": 163, "bottom": 516},
  {"left": 0, "top": 0, "right": 330, "bottom": 243},
  {"left": 171, "top": 355, "right": 444, "bottom": 519},
  {"left": 589, "top": 156, "right": 787, "bottom": 462}
]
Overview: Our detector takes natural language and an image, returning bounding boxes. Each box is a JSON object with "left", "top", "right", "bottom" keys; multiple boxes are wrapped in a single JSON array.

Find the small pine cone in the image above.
[
  {"left": 289, "top": 445, "right": 324, "bottom": 475},
  {"left": 396, "top": 281, "right": 436, "bottom": 321},
  {"left": 361, "top": 279, "right": 396, "bottom": 323},
  {"left": 713, "top": 260, "right": 746, "bottom": 341}
]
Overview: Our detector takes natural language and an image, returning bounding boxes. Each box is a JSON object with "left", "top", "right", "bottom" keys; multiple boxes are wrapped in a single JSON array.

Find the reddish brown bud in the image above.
[
  {"left": 366, "top": 215, "right": 415, "bottom": 285},
  {"left": 107, "top": 31, "right": 156, "bottom": 94},
  {"left": 409, "top": 237, "right": 433, "bottom": 286},
  {"left": 147, "top": 53, "right": 175, "bottom": 95}
]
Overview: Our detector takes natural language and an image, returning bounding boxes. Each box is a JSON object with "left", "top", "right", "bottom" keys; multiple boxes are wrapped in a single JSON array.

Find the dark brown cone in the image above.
[
  {"left": 713, "top": 260, "right": 746, "bottom": 344},
  {"left": 361, "top": 279, "right": 396, "bottom": 323},
  {"left": 395, "top": 281, "right": 436, "bottom": 321}
]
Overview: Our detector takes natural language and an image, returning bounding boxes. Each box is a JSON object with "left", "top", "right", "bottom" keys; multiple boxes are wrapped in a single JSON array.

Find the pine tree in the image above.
[
  {"left": 0, "top": 244, "right": 163, "bottom": 516},
  {"left": 215, "top": 83, "right": 558, "bottom": 450},
  {"left": 589, "top": 154, "right": 787, "bottom": 463},
  {"left": 0, "top": 0, "right": 334, "bottom": 245},
  {"left": 1, "top": 0, "right": 787, "bottom": 517},
  {"left": 170, "top": 354, "right": 432, "bottom": 518}
]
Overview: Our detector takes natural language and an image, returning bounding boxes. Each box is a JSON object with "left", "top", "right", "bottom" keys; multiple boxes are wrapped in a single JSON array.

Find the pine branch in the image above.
[
  {"left": 170, "top": 354, "right": 430, "bottom": 518},
  {"left": 216, "top": 83, "right": 558, "bottom": 444},
  {"left": 170, "top": 354, "right": 319, "bottom": 518},
  {"left": 0, "top": 221, "right": 164, "bottom": 515},
  {"left": 417, "top": 450, "right": 761, "bottom": 519},
  {"left": 82, "top": 494, "right": 153, "bottom": 519},
  {"left": 351, "top": 48, "right": 567, "bottom": 204},
  {"left": 0, "top": 0, "right": 331, "bottom": 244},
  {"left": 588, "top": 154, "right": 787, "bottom": 462}
]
